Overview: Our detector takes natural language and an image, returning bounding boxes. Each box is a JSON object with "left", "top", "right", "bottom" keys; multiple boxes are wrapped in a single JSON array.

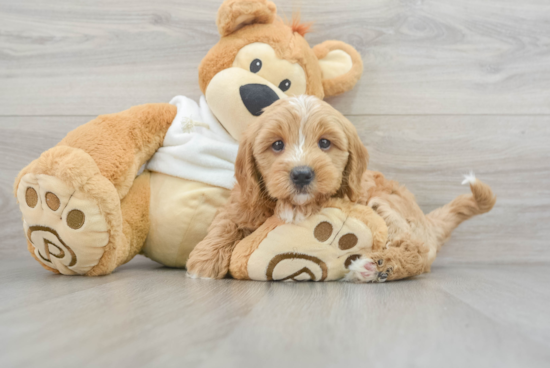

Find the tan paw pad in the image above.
[
  {"left": 247, "top": 207, "right": 375, "bottom": 282},
  {"left": 17, "top": 173, "right": 109, "bottom": 275}
]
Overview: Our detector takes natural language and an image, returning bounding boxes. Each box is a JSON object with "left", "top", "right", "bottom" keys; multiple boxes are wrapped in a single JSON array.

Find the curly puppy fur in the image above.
[{"left": 187, "top": 96, "right": 496, "bottom": 280}]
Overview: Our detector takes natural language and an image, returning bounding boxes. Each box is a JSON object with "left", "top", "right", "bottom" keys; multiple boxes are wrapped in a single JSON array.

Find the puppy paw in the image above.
[
  {"left": 186, "top": 255, "right": 228, "bottom": 279},
  {"left": 342, "top": 256, "right": 394, "bottom": 283},
  {"left": 343, "top": 257, "right": 378, "bottom": 282},
  {"left": 371, "top": 257, "right": 395, "bottom": 283}
]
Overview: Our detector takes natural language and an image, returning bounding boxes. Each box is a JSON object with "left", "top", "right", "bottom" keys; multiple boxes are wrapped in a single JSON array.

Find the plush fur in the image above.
[
  {"left": 187, "top": 96, "right": 496, "bottom": 281},
  {"left": 313, "top": 40, "right": 364, "bottom": 97},
  {"left": 57, "top": 103, "right": 177, "bottom": 199},
  {"left": 216, "top": 0, "right": 277, "bottom": 37}
]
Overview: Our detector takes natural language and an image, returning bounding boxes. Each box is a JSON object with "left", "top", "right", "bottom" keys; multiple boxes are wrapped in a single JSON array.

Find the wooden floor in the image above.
[
  {"left": 1, "top": 256, "right": 549, "bottom": 368},
  {"left": 1, "top": 0, "right": 550, "bottom": 367}
]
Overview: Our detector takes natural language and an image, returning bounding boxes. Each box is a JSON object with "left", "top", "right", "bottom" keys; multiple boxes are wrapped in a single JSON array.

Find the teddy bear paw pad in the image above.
[
  {"left": 247, "top": 208, "right": 376, "bottom": 282},
  {"left": 17, "top": 173, "right": 109, "bottom": 275}
]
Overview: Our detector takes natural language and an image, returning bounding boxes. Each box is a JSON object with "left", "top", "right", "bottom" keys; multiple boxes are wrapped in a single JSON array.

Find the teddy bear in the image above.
[{"left": 14, "top": 0, "right": 364, "bottom": 276}]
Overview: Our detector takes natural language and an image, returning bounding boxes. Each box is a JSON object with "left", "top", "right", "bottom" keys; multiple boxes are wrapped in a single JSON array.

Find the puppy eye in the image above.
[
  {"left": 272, "top": 140, "right": 285, "bottom": 152},
  {"left": 278, "top": 79, "right": 291, "bottom": 92},
  {"left": 318, "top": 139, "right": 331, "bottom": 150},
  {"left": 250, "top": 59, "right": 262, "bottom": 73}
]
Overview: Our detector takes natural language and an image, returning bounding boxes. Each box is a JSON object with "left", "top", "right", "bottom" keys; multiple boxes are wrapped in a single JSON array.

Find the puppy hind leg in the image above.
[
  {"left": 373, "top": 237, "right": 430, "bottom": 281},
  {"left": 368, "top": 198, "right": 411, "bottom": 237},
  {"left": 344, "top": 236, "right": 429, "bottom": 283}
]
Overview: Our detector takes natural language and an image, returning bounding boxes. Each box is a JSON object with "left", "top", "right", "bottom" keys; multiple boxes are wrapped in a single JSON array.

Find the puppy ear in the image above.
[
  {"left": 234, "top": 127, "right": 266, "bottom": 209},
  {"left": 337, "top": 118, "right": 368, "bottom": 202},
  {"left": 217, "top": 0, "right": 277, "bottom": 37},
  {"left": 313, "top": 40, "right": 364, "bottom": 97}
]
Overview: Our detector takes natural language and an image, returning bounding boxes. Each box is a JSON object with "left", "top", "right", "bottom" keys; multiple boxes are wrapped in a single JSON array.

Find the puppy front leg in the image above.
[{"left": 186, "top": 210, "right": 245, "bottom": 279}]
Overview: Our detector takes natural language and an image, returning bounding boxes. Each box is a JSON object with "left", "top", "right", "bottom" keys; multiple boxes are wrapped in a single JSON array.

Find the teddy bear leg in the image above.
[
  {"left": 16, "top": 146, "right": 125, "bottom": 275},
  {"left": 15, "top": 103, "right": 176, "bottom": 276},
  {"left": 117, "top": 171, "right": 151, "bottom": 267}
]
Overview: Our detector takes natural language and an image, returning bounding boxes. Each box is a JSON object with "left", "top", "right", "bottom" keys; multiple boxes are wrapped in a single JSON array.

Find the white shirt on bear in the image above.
[{"left": 146, "top": 95, "right": 239, "bottom": 190}]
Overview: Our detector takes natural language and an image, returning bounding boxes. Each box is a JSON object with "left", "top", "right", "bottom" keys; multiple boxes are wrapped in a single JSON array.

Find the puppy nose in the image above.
[
  {"left": 240, "top": 84, "right": 280, "bottom": 116},
  {"left": 290, "top": 166, "right": 315, "bottom": 187}
]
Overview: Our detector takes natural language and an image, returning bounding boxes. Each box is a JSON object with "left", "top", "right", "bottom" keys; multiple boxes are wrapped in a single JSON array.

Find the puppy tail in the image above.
[{"left": 427, "top": 172, "right": 496, "bottom": 252}]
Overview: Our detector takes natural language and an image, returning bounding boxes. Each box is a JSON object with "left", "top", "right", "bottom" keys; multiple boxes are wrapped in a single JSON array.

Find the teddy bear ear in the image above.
[
  {"left": 216, "top": 0, "right": 277, "bottom": 37},
  {"left": 313, "top": 41, "right": 364, "bottom": 97}
]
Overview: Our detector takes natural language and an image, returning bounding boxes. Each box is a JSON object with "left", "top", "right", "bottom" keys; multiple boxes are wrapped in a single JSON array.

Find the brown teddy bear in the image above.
[{"left": 14, "top": 0, "right": 364, "bottom": 276}]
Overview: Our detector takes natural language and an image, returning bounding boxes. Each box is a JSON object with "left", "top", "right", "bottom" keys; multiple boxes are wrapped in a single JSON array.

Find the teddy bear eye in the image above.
[
  {"left": 318, "top": 139, "right": 331, "bottom": 150},
  {"left": 250, "top": 59, "right": 262, "bottom": 73},
  {"left": 272, "top": 140, "right": 285, "bottom": 152},
  {"left": 278, "top": 79, "right": 291, "bottom": 92}
]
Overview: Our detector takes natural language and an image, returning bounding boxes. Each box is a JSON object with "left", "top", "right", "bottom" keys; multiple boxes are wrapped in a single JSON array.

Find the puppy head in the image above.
[{"left": 235, "top": 95, "right": 368, "bottom": 209}]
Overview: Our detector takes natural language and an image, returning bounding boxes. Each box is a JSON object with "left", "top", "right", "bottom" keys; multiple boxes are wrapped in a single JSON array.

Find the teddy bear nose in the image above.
[
  {"left": 240, "top": 84, "right": 280, "bottom": 116},
  {"left": 290, "top": 166, "right": 315, "bottom": 187}
]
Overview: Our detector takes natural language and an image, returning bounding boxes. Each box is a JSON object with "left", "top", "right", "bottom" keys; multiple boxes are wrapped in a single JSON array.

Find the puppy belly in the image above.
[{"left": 143, "top": 172, "right": 230, "bottom": 268}]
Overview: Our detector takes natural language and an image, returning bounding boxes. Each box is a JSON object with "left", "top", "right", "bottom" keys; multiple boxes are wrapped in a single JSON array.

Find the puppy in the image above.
[
  {"left": 186, "top": 95, "right": 366, "bottom": 279},
  {"left": 187, "top": 96, "right": 495, "bottom": 281}
]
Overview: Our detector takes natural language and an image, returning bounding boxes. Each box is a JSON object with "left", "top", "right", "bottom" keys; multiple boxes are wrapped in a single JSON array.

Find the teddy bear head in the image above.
[{"left": 198, "top": 0, "right": 364, "bottom": 140}]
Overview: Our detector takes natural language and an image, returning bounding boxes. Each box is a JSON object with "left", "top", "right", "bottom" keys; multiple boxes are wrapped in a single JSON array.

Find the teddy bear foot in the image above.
[
  {"left": 16, "top": 146, "right": 123, "bottom": 275},
  {"left": 231, "top": 200, "right": 390, "bottom": 282}
]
